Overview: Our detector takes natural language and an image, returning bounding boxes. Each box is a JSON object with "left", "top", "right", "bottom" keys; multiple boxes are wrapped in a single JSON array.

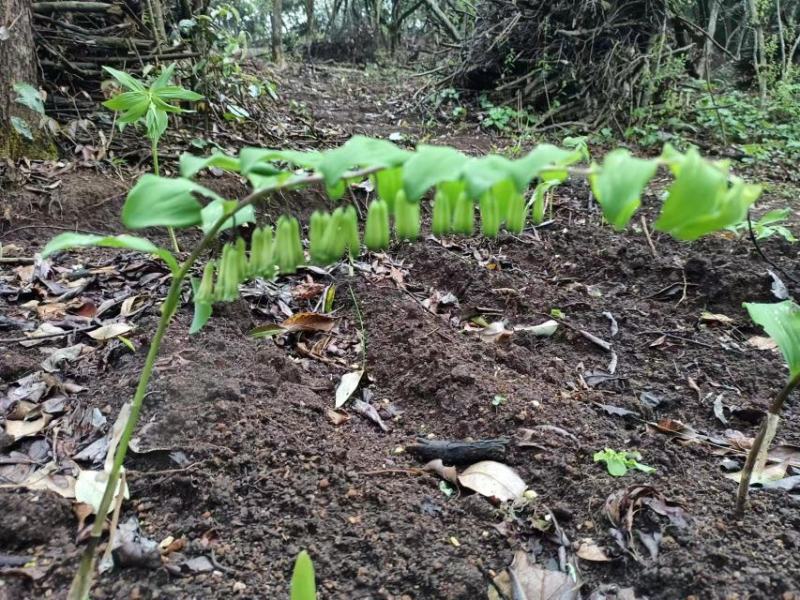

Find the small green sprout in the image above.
[
  {"left": 439, "top": 481, "right": 456, "bottom": 498},
  {"left": 492, "top": 394, "right": 507, "bottom": 409},
  {"left": 593, "top": 449, "right": 655, "bottom": 477},
  {"left": 550, "top": 308, "right": 565, "bottom": 319},
  {"left": 728, "top": 208, "right": 797, "bottom": 243},
  {"left": 290, "top": 550, "right": 316, "bottom": 600}
]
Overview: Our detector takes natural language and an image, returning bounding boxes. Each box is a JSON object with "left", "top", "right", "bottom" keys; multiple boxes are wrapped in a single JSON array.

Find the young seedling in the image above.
[
  {"left": 735, "top": 300, "right": 800, "bottom": 516},
  {"left": 593, "top": 449, "right": 655, "bottom": 477},
  {"left": 41, "top": 134, "right": 763, "bottom": 597},
  {"left": 291, "top": 550, "right": 316, "bottom": 600},
  {"left": 103, "top": 64, "right": 203, "bottom": 253}
]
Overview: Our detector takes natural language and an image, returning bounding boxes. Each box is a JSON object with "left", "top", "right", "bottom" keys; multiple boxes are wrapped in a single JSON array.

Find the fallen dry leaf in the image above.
[
  {"left": 458, "top": 460, "right": 526, "bottom": 502},
  {"left": 281, "top": 312, "right": 336, "bottom": 333},
  {"left": 327, "top": 409, "right": 350, "bottom": 426},
  {"left": 88, "top": 322, "right": 133, "bottom": 341},
  {"left": 700, "top": 311, "right": 734, "bottom": 325},
  {"left": 477, "top": 321, "right": 513, "bottom": 343},
  {"left": 747, "top": 336, "right": 778, "bottom": 351},
  {"left": 576, "top": 538, "right": 613, "bottom": 562},
  {"left": 20, "top": 323, "right": 65, "bottom": 347},
  {"left": 5, "top": 414, "right": 52, "bottom": 440},
  {"left": 514, "top": 319, "right": 559, "bottom": 337},
  {"left": 335, "top": 370, "right": 364, "bottom": 408},
  {"left": 423, "top": 459, "right": 459, "bottom": 485},
  {"left": 41, "top": 343, "right": 89, "bottom": 372},
  {"left": 724, "top": 460, "right": 789, "bottom": 485},
  {"left": 489, "top": 550, "right": 578, "bottom": 600}
]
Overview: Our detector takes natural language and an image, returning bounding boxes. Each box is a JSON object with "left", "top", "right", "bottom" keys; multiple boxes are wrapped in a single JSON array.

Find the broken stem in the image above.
[{"left": 734, "top": 371, "right": 800, "bottom": 516}]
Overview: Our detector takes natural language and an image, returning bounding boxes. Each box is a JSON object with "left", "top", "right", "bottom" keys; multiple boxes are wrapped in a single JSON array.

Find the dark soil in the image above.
[{"left": 2, "top": 64, "right": 800, "bottom": 600}]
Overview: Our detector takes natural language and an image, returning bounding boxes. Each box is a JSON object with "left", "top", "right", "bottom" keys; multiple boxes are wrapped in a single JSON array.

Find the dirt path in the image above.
[{"left": 1, "top": 64, "right": 800, "bottom": 600}]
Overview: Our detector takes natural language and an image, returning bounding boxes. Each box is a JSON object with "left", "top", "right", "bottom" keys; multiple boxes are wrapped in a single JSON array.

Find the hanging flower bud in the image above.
[
  {"left": 227, "top": 241, "right": 242, "bottom": 300},
  {"left": 260, "top": 226, "right": 276, "bottom": 278},
  {"left": 343, "top": 205, "right": 360, "bottom": 257},
  {"left": 394, "top": 190, "right": 420, "bottom": 241},
  {"left": 505, "top": 192, "right": 527, "bottom": 234},
  {"left": 213, "top": 243, "right": 229, "bottom": 302},
  {"left": 322, "top": 208, "right": 347, "bottom": 263},
  {"left": 274, "top": 216, "right": 297, "bottom": 275},
  {"left": 480, "top": 193, "right": 500, "bottom": 238},
  {"left": 432, "top": 190, "right": 453, "bottom": 236},
  {"left": 492, "top": 180, "right": 515, "bottom": 227},
  {"left": 365, "top": 199, "right": 390, "bottom": 252},
  {"left": 309, "top": 211, "right": 331, "bottom": 265},
  {"left": 452, "top": 192, "right": 474, "bottom": 236},
  {"left": 376, "top": 167, "right": 403, "bottom": 214},
  {"left": 235, "top": 237, "right": 248, "bottom": 281},
  {"left": 196, "top": 260, "right": 216, "bottom": 304},
  {"left": 249, "top": 227, "right": 264, "bottom": 276},
  {"left": 289, "top": 217, "right": 305, "bottom": 268}
]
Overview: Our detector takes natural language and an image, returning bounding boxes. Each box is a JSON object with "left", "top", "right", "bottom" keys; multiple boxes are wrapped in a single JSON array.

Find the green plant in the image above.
[
  {"left": 492, "top": 394, "right": 507, "bottom": 410},
  {"left": 478, "top": 97, "right": 530, "bottom": 132},
  {"left": 593, "top": 449, "right": 655, "bottom": 477},
  {"left": 102, "top": 64, "right": 203, "bottom": 252},
  {"left": 291, "top": 551, "right": 317, "bottom": 600},
  {"left": 42, "top": 135, "right": 765, "bottom": 597},
  {"left": 735, "top": 300, "right": 800, "bottom": 515},
  {"left": 728, "top": 208, "right": 797, "bottom": 242},
  {"left": 11, "top": 82, "right": 52, "bottom": 141}
]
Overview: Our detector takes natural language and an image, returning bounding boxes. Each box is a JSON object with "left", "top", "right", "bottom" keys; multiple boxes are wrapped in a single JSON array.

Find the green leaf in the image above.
[
  {"left": 317, "top": 135, "right": 410, "bottom": 187},
  {"left": 10, "top": 116, "right": 33, "bottom": 140},
  {"left": 655, "top": 150, "right": 760, "bottom": 240},
  {"left": 461, "top": 155, "right": 515, "bottom": 199},
  {"left": 530, "top": 180, "right": 559, "bottom": 225},
  {"left": 150, "top": 63, "right": 176, "bottom": 89},
  {"left": 200, "top": 199, "right": 256, "bottom": 234},
  {"left": 190, "top": 277, "right": 213, "bottom": 334},
  {"left": 145, "top": 105, "right": 168, "bottom": 143},
  {"left": 122, "top": 175, "right": 218, "bottom": 229},
  {"left": 179, "top": 152, "right": 241, "bottom": 178},
  {"left": 13, "top": 83, "right": 45, "bottom": 114},
  {"left": 757, "top": 208, "right": 791, "bottom": 227},
  {"left": 239, "top": 147, "right": 323, "bottom": 175},
  {"left": 102, "top": 66, "right": 146, "bottom": 92},
  {"left": 103, "top": 91, "right": 148, "bottom": 112},
  {"left": 593, "top": 448, "right": 654, "bottom": 477},
  {"left": 744, "top": 300, "right": 800, "bottom": 378},
  {"left": 375, "top": 167, "right": 403, "bottom": 209},
  {"left": 154, "top": 86, "right": 204, "bottom": 102},
  {"left": 290, "top": 551, "right": 316, "bottom": 600},
  {"left": 590, "top": 149, "right": 659, "bottom": 230},
  {"left": 113, "top": 94, "right": 150, "bottom": 124},
  {"left": 508, "top": 144, "right": 581, "bottom": 189},
  {"left": 402, "top": 145, "right": 468, "bottom": 202},
  {"left": 41, "top": 233, "right": 178, "bottom": 274}
]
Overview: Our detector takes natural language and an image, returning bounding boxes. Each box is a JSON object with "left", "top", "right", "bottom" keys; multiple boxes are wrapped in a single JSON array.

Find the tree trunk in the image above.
[
  {"left": 305, "top": 0, "right": 314, "bottom": 40},
  {"left": 271, "top": 0, "right": 284, "bottom": 66},
  {"left": 1, "top": 0, "right": 55, "bottom": 159}
]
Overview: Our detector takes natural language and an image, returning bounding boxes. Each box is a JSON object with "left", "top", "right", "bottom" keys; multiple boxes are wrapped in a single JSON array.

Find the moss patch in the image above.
[{"left": 0, "top": 124, "right": 57, "bottom": 161}]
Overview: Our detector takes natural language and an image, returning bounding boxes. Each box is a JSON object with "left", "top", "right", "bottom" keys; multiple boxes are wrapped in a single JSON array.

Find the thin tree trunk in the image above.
[
  {"left": 305, "top": 0, "right": 314, "bottom": 40},
  {"left": 746, "top": 0, "right": 767, "bottom": 101},
  {"left": 702, "top": 0, "right": 720, "bottom": 78},
  {"left": 271, "top": 0, "right": 284, "bottom": 66},
  {"left": 1, "top": 0, "right": 54, "bottom": 159}
]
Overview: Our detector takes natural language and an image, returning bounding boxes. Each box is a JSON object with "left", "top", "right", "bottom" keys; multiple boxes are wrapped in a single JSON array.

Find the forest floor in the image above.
[{"left": 2, "top": 62, "right": 800, "bottom": 600}]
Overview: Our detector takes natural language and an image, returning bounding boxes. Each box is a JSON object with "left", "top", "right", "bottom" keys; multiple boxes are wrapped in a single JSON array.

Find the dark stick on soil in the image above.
[
  {"left": 406, "top": 437, "right": 509, "bottom": 464},
  {"left": 746, "top": 210, "right": 799, "bottom": 286}
]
